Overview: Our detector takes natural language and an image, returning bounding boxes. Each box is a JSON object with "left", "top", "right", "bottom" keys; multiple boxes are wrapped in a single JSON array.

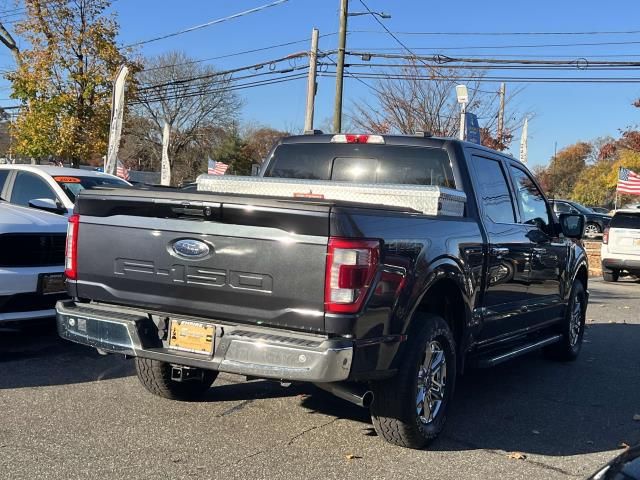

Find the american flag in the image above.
[
  {"left": 207, "top": 159, "right": 229, "bottom": 175},
  {"left": 116, "top": 160, "right": 130, "bottom": 181},
  {"left": 617, "top": 167, "right": 640, "bottom": 195}
]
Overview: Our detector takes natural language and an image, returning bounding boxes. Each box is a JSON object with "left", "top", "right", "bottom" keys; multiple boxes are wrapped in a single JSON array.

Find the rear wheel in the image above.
[
  {"left": 602, "top": 270, "right": 619, "bottom": 282},
  {"left": 546, "top": 280, "right": 586, "bottom": 361},
  {"left": 135, "top": 357, "right": 217, "bottom": 401},
  {"left": 370, "top": 314, "right": 456, "bottom": 449},
  {"left": 584, "top": 223, "right": 601, "bottom": 238}
]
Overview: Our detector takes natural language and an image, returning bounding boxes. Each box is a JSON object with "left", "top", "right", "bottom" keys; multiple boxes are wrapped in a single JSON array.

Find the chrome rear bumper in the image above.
[{"left": 56, "top": 301, "right": 353, "bottom": 383}]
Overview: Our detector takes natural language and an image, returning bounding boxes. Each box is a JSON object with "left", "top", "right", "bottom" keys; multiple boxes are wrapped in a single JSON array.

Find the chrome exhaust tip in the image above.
[{"left": 314, "top": 382, "right": 374, "bottom": 408}]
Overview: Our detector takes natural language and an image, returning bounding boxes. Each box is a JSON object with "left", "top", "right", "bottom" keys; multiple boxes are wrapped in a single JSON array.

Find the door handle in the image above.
[
  {"left": 533, "top": 247, "right": 547, "bottom": 260},
  {"left": 490, "top": 247, "right": 509, "bottom": 257}
]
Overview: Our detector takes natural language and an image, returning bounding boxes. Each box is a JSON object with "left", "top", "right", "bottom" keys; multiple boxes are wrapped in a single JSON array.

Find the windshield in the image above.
[
  {"left": 53, "top": 175, "right": 128, "bottom": 203},
  {"left": 611, "top": 212, "right": 640, "bottom": 229}
]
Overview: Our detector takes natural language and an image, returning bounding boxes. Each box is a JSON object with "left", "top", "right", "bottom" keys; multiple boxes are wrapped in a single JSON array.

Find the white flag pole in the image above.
[
  {"left": 105, "top": 65, "right": 129, "bottom": 175},
  {"left": 161, "top": 121, "right": 171, "bottom": 186}
]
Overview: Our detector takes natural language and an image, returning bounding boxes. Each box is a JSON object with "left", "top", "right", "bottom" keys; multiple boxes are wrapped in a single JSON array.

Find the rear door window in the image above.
[
  {"left": 0, "top": 170, "right": 8, "bottom": 193},
  {"left": 509, "top": 165, "right": 552, "bottom": 234},
  {"left": 610, "top": 212, "right": 640, "bottom": 229},
  {"left": 10, "top": 171, "right": 58, "bottom": 207},
  {"left": 471, "top": 155, "right": 516, "bottom": 224},
  {"left": 265, "top": 144, "right": 456, "bottom": 188},
  {"left": 553, "top": 202, "right": 571, "bottom": 214}
]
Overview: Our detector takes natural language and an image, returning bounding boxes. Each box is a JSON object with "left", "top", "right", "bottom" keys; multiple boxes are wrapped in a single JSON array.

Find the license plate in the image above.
[
  {"left": 168, "top": 320, "right": 215, "bottom": 355},
  {"left": 39, "top": 273, "right": 66, "bottom": 294}
]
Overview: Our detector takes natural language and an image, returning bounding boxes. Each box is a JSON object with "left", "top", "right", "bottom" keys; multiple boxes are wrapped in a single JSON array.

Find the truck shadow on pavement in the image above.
[
  {"left": 432, "top": 323, "right": 640, "bottom": 457},
  {"left": 2, "top": 321, "right": 639, "bottom": 459},
  {"left": 0, "top": 322, "right": 134, "bottom": 389},
  {"left": 299, "top": 322, "right": 640, "bottom": 457}
]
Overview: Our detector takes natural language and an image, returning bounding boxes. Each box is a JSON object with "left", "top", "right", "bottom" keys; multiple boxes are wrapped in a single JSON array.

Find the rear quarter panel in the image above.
[{"left": 329, "top": 207, "right": 485, "bottom": 376}]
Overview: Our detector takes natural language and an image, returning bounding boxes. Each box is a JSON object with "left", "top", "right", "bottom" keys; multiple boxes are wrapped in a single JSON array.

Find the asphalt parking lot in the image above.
[{"left": 1, "top": 277, "right": 639, "bottom": 480}]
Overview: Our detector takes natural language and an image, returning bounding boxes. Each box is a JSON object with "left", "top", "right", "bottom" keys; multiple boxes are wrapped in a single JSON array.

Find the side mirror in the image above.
[
  {"left": 558, "top": 213, "right": 584, "bottom": 239},
  {"left": 251, "top": 163, "right": 261, "bottom": 176},
  {"left": 29, "top": 198, "right": 67, "bottom": 215}
]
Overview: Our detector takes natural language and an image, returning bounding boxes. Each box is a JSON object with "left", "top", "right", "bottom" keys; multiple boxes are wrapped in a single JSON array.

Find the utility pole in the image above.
[
  {"left": 333, "top": 0, "right": 348, "bottom": 133},
  {"left": 304, "top": 28, "right": 320, "bottom": 133},
  {"left": 497, "top": 82, "right": 505, "bottom": 143}
]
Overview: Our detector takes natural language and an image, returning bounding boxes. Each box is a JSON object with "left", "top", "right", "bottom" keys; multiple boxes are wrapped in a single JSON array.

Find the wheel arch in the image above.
[
  {"left": 405, "top": 262, "right": 473, "bottom": 372},
  {"left": 574, "top": 262, "right": 588, "bottom": 291}
]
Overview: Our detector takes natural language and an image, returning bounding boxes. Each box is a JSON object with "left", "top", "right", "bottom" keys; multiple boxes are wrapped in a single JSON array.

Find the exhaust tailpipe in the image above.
[{"left": 314, "top": 382, "right": 374, "bottom": 408}]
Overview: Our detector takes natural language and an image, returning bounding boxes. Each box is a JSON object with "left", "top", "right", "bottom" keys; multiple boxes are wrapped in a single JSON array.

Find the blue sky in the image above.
[{"left": 3, "top": 0, "right": 640, "bottom": 167}]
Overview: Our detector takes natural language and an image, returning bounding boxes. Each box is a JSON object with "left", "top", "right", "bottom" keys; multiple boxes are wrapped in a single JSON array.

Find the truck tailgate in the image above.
[{"left": 73, "top": 190, "right": 331, "bottom": 332}]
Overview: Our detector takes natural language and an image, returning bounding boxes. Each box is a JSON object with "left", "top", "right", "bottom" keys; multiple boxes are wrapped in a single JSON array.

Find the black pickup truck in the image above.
[{"left": 56, "top": 133, "right": 588, "bottom": 449}]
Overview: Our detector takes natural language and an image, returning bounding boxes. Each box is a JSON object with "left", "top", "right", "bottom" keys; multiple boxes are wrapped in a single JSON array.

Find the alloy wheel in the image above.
[
  {"left": 584, "top": 224, "right": 600, "bottom": 238},
  {"left": 416, "top": 340, "right": 447, "bottom": 425},
  {"left": 569, "top": 294, "right": 583, "bottom": 347}
]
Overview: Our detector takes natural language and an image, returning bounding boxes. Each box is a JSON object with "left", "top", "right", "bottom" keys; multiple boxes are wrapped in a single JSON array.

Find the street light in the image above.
[
  {"left": 348, "top": 11, "right": 391, "bottom": 18},
  {"left": 456, "top": 85, "right": 468, "bottom": 141}
]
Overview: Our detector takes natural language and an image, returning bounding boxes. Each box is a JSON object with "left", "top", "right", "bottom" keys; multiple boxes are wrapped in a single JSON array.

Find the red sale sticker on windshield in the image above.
[{"left": 53, "top": 176, "right": 81, "bottom": 183}]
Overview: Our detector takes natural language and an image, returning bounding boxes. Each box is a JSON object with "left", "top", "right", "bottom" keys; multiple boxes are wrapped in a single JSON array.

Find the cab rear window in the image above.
[
  {"left": 264, "top": 144, "right": 456, "bottom": 188},
  {"left": 610, "top": 212, "right": 640, "bottom": 229}
]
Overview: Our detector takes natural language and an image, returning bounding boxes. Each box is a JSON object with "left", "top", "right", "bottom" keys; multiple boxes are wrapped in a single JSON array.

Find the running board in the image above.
[{"left": 475, "top": 334, "right": 563, "bottom": 368}]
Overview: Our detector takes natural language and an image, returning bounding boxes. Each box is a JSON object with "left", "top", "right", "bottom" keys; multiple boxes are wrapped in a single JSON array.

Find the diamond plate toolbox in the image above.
[{"left": 197, "top": 175, "right": 466, "bottom": 217}]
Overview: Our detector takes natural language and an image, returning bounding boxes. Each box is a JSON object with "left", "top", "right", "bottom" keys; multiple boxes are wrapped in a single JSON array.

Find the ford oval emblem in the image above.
[{"left": 172, "top": 239, "right": 210, "bottom": 259}]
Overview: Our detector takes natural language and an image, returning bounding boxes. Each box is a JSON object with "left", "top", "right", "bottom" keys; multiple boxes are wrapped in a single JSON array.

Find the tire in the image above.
[
  {"left": 135, "top": 357, "right": 217, "bottom": 401},
  {"left": 545, "top": 280, "right": 587, "bottom": 361},
  {"left": 602, "top": 270, "right": 619, "bottom": 282},
  {"left": 584, "top": 223, "right": 601, "bottom": 239},
  {"left": 370, "top": 314, "right": 456, "bottom": 449}
]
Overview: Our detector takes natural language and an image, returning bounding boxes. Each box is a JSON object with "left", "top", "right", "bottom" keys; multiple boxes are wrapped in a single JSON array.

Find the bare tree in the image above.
[
  {"left": 348, "top": 61, "right": 526, "bottom": 150},
  {"left": 131, "top": 51, "right": 241, "bottom": 183},
  {"left": 241, "top": 123, "right": 290, "bottom": 162}
]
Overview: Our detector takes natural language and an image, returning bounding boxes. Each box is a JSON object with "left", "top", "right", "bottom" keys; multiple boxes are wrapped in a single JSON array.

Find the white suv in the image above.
[
  {"left": 0, "top": 201, "right": 68, "bottom": 322},
  {"left": 601, "top": 210, "right": 640, "bottom": 282},
  {"left": 0, "top": 165, "right": 129, "bottom": 215}
]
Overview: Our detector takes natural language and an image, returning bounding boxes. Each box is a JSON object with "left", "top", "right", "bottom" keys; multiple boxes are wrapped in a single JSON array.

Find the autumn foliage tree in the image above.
[
  {"left": 0, "top": 0, "right": 129, "bottom": 166},
  {"left": 542, "top": 142, "right": 591, "bottom": 199}
]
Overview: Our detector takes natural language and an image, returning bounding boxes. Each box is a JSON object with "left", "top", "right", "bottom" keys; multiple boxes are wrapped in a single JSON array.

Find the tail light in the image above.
[
  {"left": 65, "top": 214, "right": 80, "bottom": 280},
  {"left": 603, "top": 227, "right": 609, "bottom": 244},
  {"left": 325, "top": 238, "right": 380, "bottom": 314}
]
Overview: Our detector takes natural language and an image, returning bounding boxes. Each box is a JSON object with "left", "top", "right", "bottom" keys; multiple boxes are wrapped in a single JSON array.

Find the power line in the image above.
[
  {"left": 319, "top": 71, "right": 640, "bottom": 83},
  {"left": 124, "top": 0, "right": 291, "bottom": 48},
  {"left": 339, "top": 62, "right": 640, "bottom": 71},
  {"left": 137, "top": 52, "right": 308, "bottom": 92},
  {"left": 347, "top": 39, "right": 640, "bottom": 51},
  {"left": 130, "top": 72, "right": 308, "bottom": 105},
  {"left": 141, "top": 33, "right": 337, "bottom": 72},
  {"left": 319, "top": 49, "right": 385, "bottom": 97},
  {"left": 346, "top": 51, "right": 640, "bottom": 66},
  {"left": 137, "top": 66, "right": 309, "bottom": 103},
  {"left": 349, "top": 29, "right": 640, "bottom": 36},
  {"left": 356, "top": 0, "right": 447, "bottom": 87},
  {"left": 356, "top": 0, "right": 424, "bottom": 61}
]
